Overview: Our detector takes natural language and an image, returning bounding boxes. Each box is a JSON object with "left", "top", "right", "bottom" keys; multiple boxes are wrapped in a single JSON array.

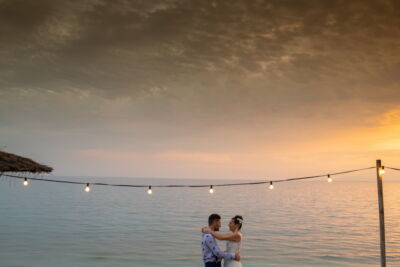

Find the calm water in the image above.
[{"left": 1, "top": 177, "right": 399, "bottom": 267}]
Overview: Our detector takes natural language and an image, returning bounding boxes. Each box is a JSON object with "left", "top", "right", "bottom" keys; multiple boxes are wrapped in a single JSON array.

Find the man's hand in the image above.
[{"left": 235, "top": 252, "right": 240, "bottom": 262}]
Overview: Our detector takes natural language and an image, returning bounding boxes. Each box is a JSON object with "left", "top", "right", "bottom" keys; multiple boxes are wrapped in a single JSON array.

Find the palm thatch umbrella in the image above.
[{"left": 0, "top": 151, "right": 53, "bottom": 173}]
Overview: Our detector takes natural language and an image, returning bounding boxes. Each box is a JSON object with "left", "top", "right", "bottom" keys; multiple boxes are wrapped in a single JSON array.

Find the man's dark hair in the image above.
[{"left": 208, "top": 213, "right": 221, "bottom": 226}]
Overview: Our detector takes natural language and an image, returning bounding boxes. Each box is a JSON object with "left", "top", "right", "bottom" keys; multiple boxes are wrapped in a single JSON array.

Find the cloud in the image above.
[
  {"left": 0, "top": 0, "right": 399, "bottom": 177},
  {"left": 1, "top": 0, "right": 399, "bottom": 97},
  {"left": 155, "top": 150, "right": 231, "bottom": 163}
]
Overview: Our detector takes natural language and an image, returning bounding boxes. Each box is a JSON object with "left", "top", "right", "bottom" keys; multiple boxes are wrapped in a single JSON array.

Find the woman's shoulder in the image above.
[{"left": 233, "top": 232, "right": 242, "bottom": 242}]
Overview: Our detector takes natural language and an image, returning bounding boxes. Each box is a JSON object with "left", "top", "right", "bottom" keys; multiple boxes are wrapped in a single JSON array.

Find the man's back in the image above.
[{"left": 201, "top": 232, "right": 218, "bottom": 263}]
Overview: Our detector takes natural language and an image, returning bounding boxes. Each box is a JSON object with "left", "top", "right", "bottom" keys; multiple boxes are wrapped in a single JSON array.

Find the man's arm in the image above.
[{"left": 204, "top": 234, "right": 235, "bottom": 260}]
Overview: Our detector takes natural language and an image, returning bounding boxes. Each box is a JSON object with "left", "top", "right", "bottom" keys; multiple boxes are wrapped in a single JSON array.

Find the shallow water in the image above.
[{"left": 1, "top": 177, "right": 399, "bottom": 266}]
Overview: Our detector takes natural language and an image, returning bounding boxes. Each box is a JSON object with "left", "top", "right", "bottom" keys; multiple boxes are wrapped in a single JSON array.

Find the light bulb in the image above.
[
  {"left": 85, "top": 183, "right": 90, "bottom": 192},
  {"left": 209, "top": 185, "right": 214, "bottom": 194},
  {"left": 327, "top": 174, "right": 332, "bottom": 183},
  {"left": 269, "top": 181, "right": 274, "bottom": 190},
  {"left": 147, "top": 186, "right": 152, "bottom": 195},
  {"left": 23, "top": 178, "right": 29, "bottom": 186},
  {"left": 379, "top": 167, "right": 385, "bottom": 175}
]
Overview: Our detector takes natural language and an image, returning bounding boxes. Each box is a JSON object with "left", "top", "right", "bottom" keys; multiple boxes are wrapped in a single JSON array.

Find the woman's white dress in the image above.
[{"left": 224, "top": 233, "right": 242, "bottom": 267}]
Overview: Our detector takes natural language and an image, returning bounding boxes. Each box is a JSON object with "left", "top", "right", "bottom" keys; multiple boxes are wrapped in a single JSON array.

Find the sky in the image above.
[{"left": 1, "top": 0, "right": 399, "bottom": 180}]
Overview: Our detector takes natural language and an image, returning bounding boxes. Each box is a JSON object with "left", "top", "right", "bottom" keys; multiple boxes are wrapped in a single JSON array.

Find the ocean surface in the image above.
[{"left": 1, "top": 176, "right": 399, "bottom": 267}]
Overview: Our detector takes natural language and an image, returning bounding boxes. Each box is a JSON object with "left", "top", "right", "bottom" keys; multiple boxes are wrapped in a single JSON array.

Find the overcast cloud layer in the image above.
[{"left": 1, "top": 0, "right": 399, "bottom": 179}]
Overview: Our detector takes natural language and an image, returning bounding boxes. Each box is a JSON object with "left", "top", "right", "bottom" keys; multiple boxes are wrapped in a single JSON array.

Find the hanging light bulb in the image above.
[
  {"left": 85, "top": 183, "right": 90, "bottom": 192},
  {"left": 147, "top": 186, "right": 152, "bottom": 195},
  {"left": 379, "top": 166, "right": 385, "bottom": 176},
  {"left": 269, "top": 181, "right": 274, "bottom": 190},
  {"left": 209, "top": 185, "right": 214, "bottom": 194},
  {"left": 327, "top": 174, "right": 332, "bottom": 183},
  {"left": 23, "top": 177, "right": 29, "bottom": 186}
]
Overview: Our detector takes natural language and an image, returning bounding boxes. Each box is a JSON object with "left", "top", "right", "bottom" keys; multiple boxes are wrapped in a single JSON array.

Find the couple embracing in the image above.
[{"left": 201, "top": 213, "right": 243, "bottom": 267}]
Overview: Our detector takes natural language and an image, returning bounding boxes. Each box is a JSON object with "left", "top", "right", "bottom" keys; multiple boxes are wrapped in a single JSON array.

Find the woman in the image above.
[{"left": 202, "top": 215, "right": 243, "bottom": 267}]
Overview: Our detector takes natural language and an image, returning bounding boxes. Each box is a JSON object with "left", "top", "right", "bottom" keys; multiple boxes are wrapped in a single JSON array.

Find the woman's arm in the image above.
[
  {"left": 210, "top": 231, "right": 241, "bottom": 242},
  {"left": 202, "top": 227, "right": 241, "bottom": 242}
]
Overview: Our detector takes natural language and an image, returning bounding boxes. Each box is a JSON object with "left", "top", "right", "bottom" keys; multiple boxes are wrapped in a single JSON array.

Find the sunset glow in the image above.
[{"left": 0, "top": 1, "right": 399, "bottom": 180}]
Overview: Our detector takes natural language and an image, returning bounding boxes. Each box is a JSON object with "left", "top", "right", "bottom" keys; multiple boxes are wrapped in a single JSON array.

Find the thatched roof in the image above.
[{"left": 0, "top": 151, "right": 53, "bottom": 173}]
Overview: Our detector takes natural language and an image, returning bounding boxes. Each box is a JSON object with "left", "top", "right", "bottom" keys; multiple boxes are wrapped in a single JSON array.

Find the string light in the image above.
[
  {"left": 379, "top": 166, "right": 385, "bottom": 176},
  {"left": 327, "top": 174, "right": 332, "bottom": 183},
  {"left": 85, "top": 183, "right": 90, "bottom": 192},
  {"left": 269, "top": 181, "right": 274, "bottom": 190},
  {"left": 209, "top": 185, "right": 214, "bottom": 194},
  {"left": 2, "top": 166, "right": 377, "bottom": 193}
]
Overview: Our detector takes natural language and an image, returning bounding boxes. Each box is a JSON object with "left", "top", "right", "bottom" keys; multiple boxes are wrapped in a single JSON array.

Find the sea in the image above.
[{"left": 1, "top": 176, "right": 399, "bottom": 267}]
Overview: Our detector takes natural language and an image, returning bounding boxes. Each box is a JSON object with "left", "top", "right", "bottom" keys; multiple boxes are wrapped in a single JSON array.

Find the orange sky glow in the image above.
[{"left": 1, "top": 1, "right": 399, "bottom": 180}]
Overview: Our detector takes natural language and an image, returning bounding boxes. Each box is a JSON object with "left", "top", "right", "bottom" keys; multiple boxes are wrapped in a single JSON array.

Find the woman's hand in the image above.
[{"left": 201, "top": 227, "right": 212, "bottom": 233}]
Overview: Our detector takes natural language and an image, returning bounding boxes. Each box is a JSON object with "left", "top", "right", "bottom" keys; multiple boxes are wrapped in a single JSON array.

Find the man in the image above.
[{"left": 201, "top": 214, "right": 240, "bottom": 267}]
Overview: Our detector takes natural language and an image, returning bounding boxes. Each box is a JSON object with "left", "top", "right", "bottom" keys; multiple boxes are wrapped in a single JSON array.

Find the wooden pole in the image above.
[{"left": 376, "top": 159, "right": 386, "bottom": 267}]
